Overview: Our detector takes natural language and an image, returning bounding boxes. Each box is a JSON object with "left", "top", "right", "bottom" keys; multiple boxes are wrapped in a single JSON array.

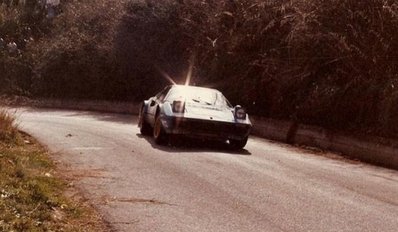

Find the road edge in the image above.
[
  {"left": 2, "top": 97, "right": 397, "bottom": 170},
  {"left": 251, "top": 116, "right": 398, "bottom": 170}
]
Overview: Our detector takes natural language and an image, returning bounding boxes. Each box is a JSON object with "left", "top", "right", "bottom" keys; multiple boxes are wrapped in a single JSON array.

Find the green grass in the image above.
[{"left": 0, "top": 109, "right": 106, "bottom": 231}]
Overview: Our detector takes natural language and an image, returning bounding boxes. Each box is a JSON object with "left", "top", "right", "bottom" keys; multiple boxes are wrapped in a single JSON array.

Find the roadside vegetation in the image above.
[
  {"left": 0, "top": 108, "right": 106, "bottom": 231},
  {"left": 0, "top": 109, "right": 19, "bottom": 143},
  {"left": 1, "top": 0, "right": 398, "bottom": 139}
]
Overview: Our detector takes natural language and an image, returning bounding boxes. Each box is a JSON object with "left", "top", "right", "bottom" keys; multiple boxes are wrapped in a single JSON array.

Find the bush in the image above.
[
  {"left": 0, "top": 0, "right": 51, "bottom": 95},
  {"left": 30, "top": 0, "right": 129, "bottom": 100},
  {"left": 110, "top": 0, "right": 398, "bottom": 137}
]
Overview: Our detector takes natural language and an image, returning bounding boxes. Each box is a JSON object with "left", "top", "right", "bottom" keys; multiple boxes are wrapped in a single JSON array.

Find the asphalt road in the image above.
[{"left": 17, "top": 108, "right": 398, "bottom": 232}]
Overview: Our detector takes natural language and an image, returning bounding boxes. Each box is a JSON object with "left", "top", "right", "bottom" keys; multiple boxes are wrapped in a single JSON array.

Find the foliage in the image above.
[
  {"left": 113, "top": 0, "right": 398, "bottom": 136},
  {"left": 30, "top": 0, "right": 128, "bottom": 99},
  {"left": 2, "top": 0, "right": 398, "bottom": 138},
  {"left": 0, "top": 0, "right": 50, "bottom": 95}
]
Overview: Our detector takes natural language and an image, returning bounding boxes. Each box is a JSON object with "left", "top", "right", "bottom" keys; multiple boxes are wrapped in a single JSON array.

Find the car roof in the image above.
[{"left": 169, "top": 85, "right": 221, "bottom": 93}]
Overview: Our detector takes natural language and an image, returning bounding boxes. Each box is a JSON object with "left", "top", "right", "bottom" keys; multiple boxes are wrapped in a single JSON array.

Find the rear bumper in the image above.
[{"left": 161, "top": 116, "right": 251, "bottom": 141}]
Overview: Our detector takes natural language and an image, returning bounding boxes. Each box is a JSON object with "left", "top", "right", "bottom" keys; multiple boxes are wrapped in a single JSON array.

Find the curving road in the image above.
[{"left": 17, "top": 108, "right": 398, "bottom": 232}]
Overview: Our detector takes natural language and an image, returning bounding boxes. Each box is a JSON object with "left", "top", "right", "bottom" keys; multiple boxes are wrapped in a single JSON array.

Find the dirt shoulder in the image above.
[{"left": 0, "top": 131, "right": 110, "bottom": 231}]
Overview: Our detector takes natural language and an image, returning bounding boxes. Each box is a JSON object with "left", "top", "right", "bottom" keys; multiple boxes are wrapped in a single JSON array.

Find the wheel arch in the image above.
[
  {"left": 139, "top": 100, "right": 150, "bottom": 125},
  {"left": 142, "top": 100, "right": 149, "bottom": 111}
]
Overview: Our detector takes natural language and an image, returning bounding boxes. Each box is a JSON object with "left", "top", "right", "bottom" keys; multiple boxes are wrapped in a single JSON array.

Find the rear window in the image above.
[{"left": 166, "top": 86, "right": 231, "bottom": 108}]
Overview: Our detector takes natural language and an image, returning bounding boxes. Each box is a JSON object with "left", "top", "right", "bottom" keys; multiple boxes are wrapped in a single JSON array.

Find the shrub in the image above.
[
  {"left": 0, "top": 0, "right": 50, "bottom": 95},
  {"left": 114, "top": 0, "right": 398, "bottom": 137},
  {"left": 30, "top": 0, "right": 129, "bottom": 100}
]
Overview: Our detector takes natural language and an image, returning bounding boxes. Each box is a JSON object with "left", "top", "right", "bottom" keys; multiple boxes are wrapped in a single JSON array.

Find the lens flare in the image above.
[
  {"left": 159, "top": 70, "right": 177, "bottom": 85},
  {"left": 156, "top": 66, "right": 177, "bottom": 85},
  {"left": 156, "top": 55, "right": 194, "bottom": 86},
  {"left": 185, "top": 61, "right": 194, "bottom": 86},
  {"left": 185, "top": 55, "right": 196, "bottom": 86}
]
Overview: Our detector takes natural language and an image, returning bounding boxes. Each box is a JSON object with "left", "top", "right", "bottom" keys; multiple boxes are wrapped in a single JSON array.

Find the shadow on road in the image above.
[
  {"left": 22, "top": 107, "right": 137, "bottom": 125},
  {"left": 136, "top": 133, "right": 251, "bottom": 156}
]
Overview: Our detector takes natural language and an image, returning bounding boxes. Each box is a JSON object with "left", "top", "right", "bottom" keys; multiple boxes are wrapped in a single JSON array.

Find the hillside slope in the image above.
[{"left": 1, "top": 0, "right": 397, "bottom": 138}]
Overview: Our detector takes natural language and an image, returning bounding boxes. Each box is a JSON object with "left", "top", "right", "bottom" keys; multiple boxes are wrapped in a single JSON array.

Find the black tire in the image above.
[
  {"left": 153, "top": 116, "right": 168, "bottom": 145},
  {"left": 139, "top": 107, "right": 152, "bottom": 136},
  {"left": 229, "top": 136, "right": 248, "bottom": 150}
]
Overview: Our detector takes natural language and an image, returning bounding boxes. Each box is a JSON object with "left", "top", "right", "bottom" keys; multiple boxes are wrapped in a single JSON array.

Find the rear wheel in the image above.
[
  {"left": 139, "top": 107, "right": 152, "bottom": 135},
  {"left": 153, "top": 116, "right": 168, "bottom": 145},
  {"left": 229, "top": 136, "right": 248, "bottom": 150}
]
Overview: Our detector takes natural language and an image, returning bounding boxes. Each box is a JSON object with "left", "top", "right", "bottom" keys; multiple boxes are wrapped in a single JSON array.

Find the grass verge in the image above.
[
  {"left": 0, "top": 109, "right": 107, "bottom": 231},
  {"left": 0, "top": 109, "right": 20, "bottom": 144}
]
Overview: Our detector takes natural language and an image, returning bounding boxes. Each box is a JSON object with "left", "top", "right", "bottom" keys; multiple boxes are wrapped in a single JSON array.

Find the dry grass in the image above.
[
  {"left": 0, "top": 108, "right": 106, "bottom": 231},
  {"left": 0, "top": 131, "right": 107, "bottom": 231},
  {"left": 0, "top": 108, "right": 20, "bottom": 144}
]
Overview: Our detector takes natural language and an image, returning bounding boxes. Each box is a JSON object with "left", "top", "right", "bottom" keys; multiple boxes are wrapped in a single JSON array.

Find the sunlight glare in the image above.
[
  {"left": 185, "top": 61, "right": 193, "bottom": 86},
  {"left": 156, "top": 66, "right": 177, "bottom": 85}
]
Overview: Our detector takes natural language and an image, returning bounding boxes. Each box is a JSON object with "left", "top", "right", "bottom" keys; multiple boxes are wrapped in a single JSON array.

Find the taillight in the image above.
[
  {"left": 234, "top": 105, "right": 247, "bottom": 119},
  {"left": 172, "top": 101, "right": 185, "bottom": 113}
]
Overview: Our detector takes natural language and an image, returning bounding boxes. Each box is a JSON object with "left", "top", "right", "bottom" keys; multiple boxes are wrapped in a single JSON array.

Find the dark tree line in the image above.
[{"left": 1, "top": 0, "right": 398, "bottom": 138}]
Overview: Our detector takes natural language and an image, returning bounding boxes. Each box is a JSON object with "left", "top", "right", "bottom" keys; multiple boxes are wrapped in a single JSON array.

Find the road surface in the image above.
[{"left": 17, "top": 108, "right": 398, "bottom": 232}]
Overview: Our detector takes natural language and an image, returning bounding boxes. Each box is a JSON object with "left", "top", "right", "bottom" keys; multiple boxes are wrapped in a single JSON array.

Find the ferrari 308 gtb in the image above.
[{"left": 139, "top": 85, "right": 252, "bottom": 149}]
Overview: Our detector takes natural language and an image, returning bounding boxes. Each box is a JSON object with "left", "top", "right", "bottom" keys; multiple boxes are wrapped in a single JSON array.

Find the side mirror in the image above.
[{"left": 234, "top": 105, "right": 247, "bottom": 119}]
